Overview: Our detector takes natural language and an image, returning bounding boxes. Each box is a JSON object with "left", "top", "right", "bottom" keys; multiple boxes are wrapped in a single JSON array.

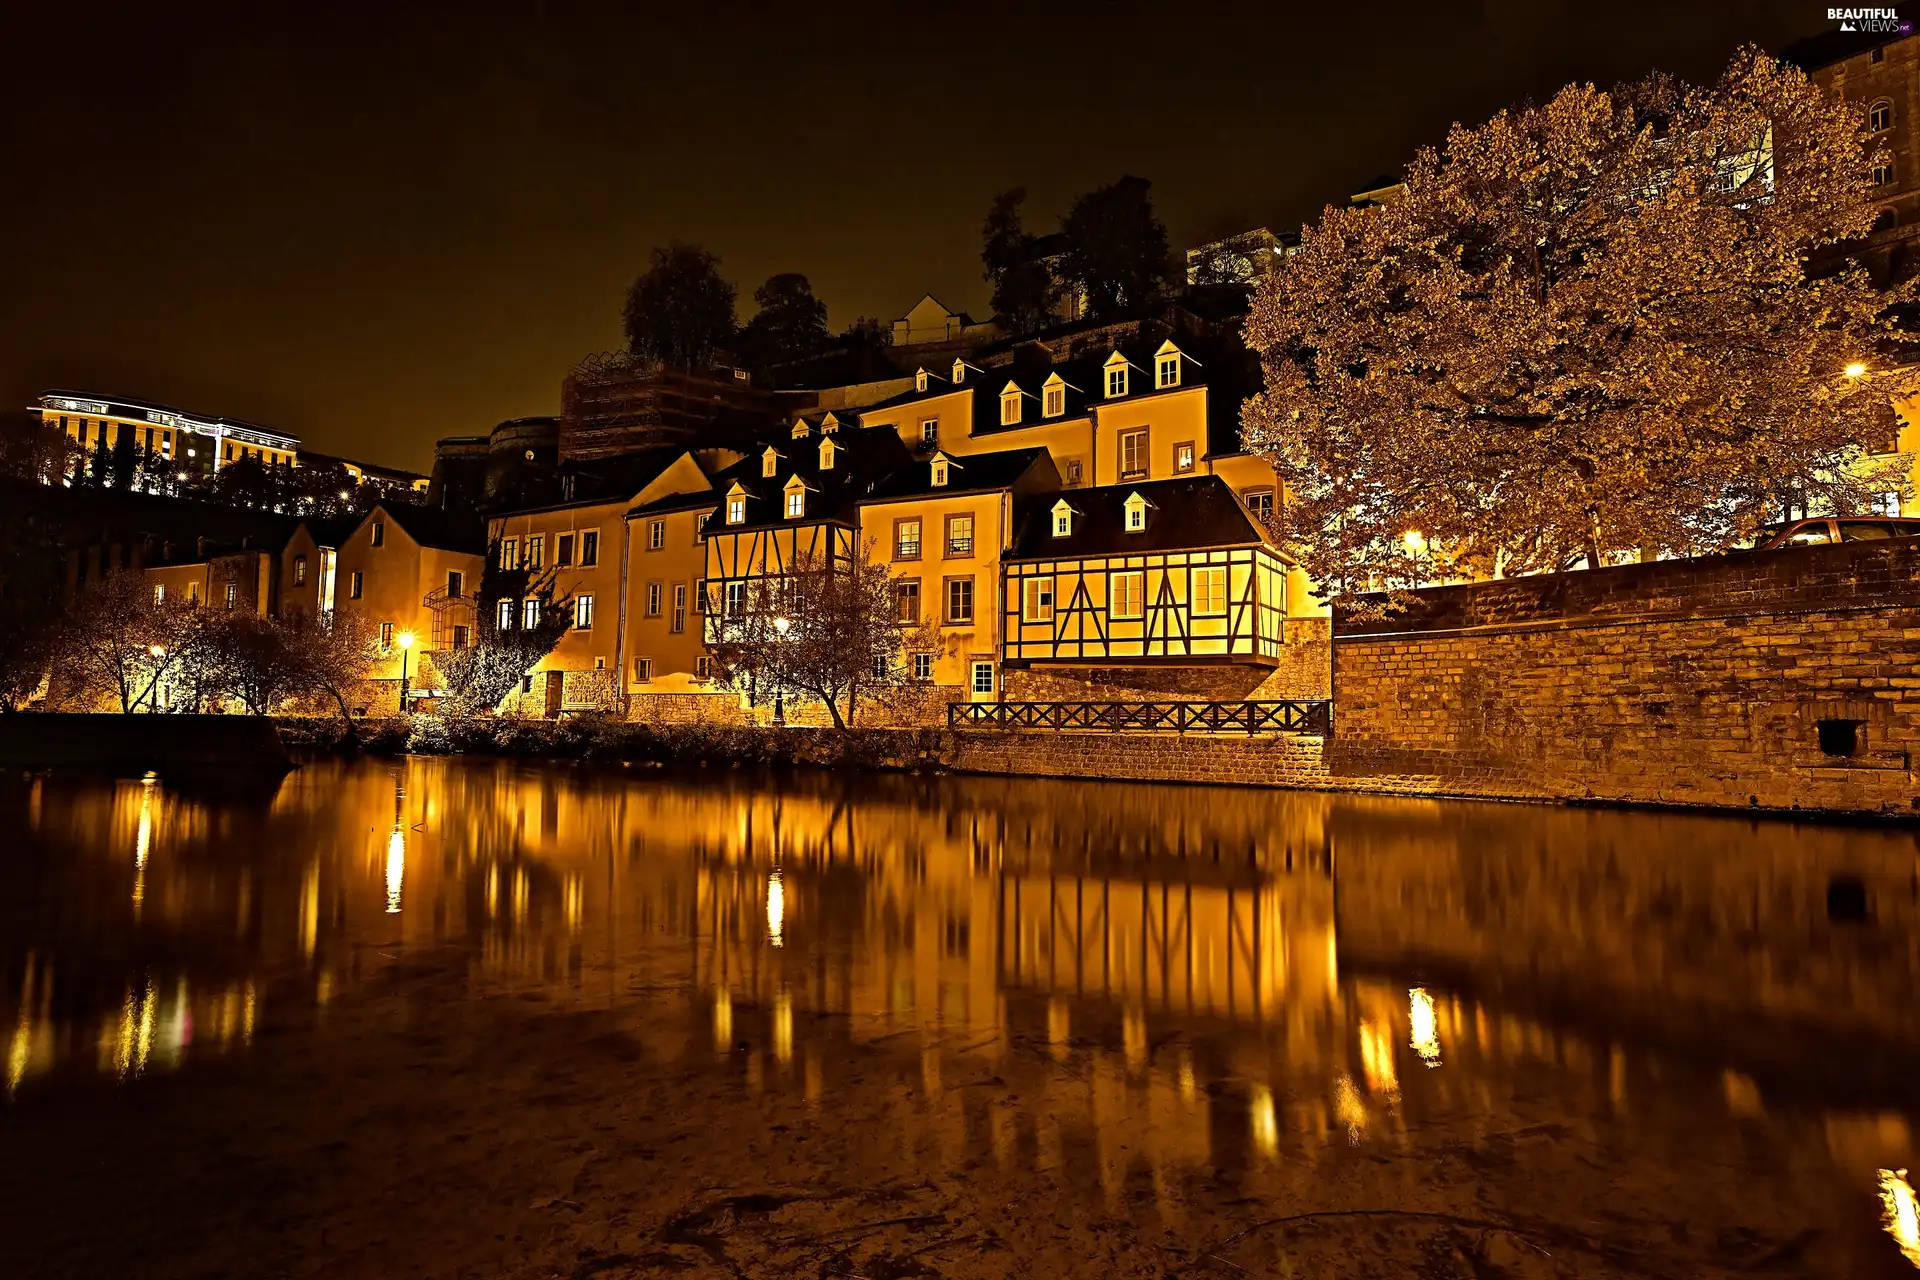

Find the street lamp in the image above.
[
  {"left": 1846, "top": 361, "right": 1870, "bottom": 379},
  {"left": 771, "top": 616, "right": 791, "bottom": 726},
  {"left": 145, "top": 645, "right": 167, "bottom": 712},
  {"left": 396, "top": 631, "right": 416, "bottom": 712}
]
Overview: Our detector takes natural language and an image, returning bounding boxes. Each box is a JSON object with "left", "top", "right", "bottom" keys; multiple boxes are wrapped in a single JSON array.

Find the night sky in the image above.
[{"left": 2, "top": 1, "right": 1832, "bottom": 471}]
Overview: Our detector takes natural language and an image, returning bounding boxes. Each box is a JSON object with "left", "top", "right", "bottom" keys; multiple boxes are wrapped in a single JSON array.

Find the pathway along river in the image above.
[{"left": 0, "top": 757, "right": 1917, "bottom": 1278}]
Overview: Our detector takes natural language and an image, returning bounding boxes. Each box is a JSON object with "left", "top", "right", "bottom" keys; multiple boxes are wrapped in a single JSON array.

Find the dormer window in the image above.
[
  {"left": 761, "top": 447, "right": 780, "bottom": 478},
  {"left": 783, "top": 476, "right": 807, "bottom": 519},
  {"left": 1156, "top": 342, "right": 1182, "bottom": 388},
  {"left": 952, "top": 358, "right": 966, "bottom": 384},
  {"left": 819, "top": 438, "right": 837, "bottom": 470},
  {"left": 1124, "top": 492, "right": 1152, "bottom": 532},
  {"left": 726, "top": 484, "right": 748, "bottom": 525},
  {"left": 791, "top": 420, "right": 811, "bottom": 440},
  {"left": 820, "top": 412, "right": 842, "bottom": 434},
  {"left": 915, "top": 368, "right": 929, "bottom": 393},
  {"left": 1043, "top": 374, "right": 1065, "bottom": 419},
  {"left": 930, "top": 452, "right": 952, "bottom": 488},
  {"left": 1051, "top": 499, "right": 1075, "bottom": 538},
  {"left": 1104, "top": 352, "right": 1129, "bottom": 398},
  {"left": 1000, "top": 383, "right": 1022, "bottom": 426}
]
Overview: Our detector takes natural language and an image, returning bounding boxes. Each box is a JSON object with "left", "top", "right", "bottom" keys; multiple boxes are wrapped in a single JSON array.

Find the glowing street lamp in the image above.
[
  {"left": 396, "top": 631, "right": 416, "bottom": 711},
  {"left": 771, "top": 617, "right": 791, "bottom": 726},
  {"left": 1846, "top": 362, "right": 1870, "bottom": 379}
]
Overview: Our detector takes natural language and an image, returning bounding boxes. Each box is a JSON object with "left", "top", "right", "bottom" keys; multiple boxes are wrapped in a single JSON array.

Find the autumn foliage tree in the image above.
[
  {"left": 435, "top": 543, "right": 577, "bottom": 716},
  {"left": 1243, "top": 49, "right": 1919, "bottom": 597}
]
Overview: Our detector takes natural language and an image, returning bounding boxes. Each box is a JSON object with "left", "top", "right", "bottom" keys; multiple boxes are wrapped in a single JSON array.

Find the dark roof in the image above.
[
  {"left": 492, "top": 448, "right": 684, "bottom": 517},
  {"left": 377, "top": 502, "right": 487, "bottom": 554},
  {"left": 297, "top": 450, "right": 429, "bottom": 484},
  {"left": 706, "top": 425, "right": 911, "bottom": 534},
  {"left": 628, "top": 487, "right": 725, "bottom": 518},
  {"left": 1007, "top": 475, "right": 1266, "bottom": 559},
  {"left": 970, "top": 339, "right": 1208, "bottom": 439},
  {"left": 1781, "top": 28, "right": 1910, "bottom": 71},
  {"left": 861, "top": 447, "right": 1052, "bottom": 503},
  {"left": 296, "top": 515, "right": 359, "bottom": 548}
]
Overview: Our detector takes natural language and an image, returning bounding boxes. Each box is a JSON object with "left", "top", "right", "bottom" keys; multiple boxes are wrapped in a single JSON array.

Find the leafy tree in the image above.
[
  {"left": 206, "top": 613, "right": 307, "bottom": 714},
  {"left": 982, "top": 188, "right": 1059, "bottom": 335},
  {"left": 839, "top": 316, "right": 892, "bottom": 350},
  {"left": 0, "top": 414, "right": 76, "bottom": 485},
  {"left": 109, "top": 426, "right": 139, "bottom": 491},
  {"left": 622, "top": 243, "right": 738, "bottom": 372},
  {"left": 283, "top": 611, "right": 384, "bottom": 745},
  {"left": 55, "top": 571, "right": 188, "bottom": 712},
  {"left": 434, "top": 543, "right": 576, "bottom": 715},
  {"left": 1243, "top": 48, "right": 1919, "bottom": 596},
  {"left": 1058, "top": 176, "right": 1174, "bottom": 321},
  {"left": 213, "top": 456, "right": 285, "bottom": 511},
  {"left": 0, "top": 503, "right": 65, "bottom": 710},
  {"left": 706, "top": 543, "right": 937, "bottom": 730},
  {"left": 738, "top": 272, "right": 832, "bottom": 366}
]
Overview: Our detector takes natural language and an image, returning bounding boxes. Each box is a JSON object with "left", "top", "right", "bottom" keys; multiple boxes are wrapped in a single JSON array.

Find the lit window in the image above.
[
  {"left": 672, "top": 583, "right": 688, "bottom": 632},
  {"left": 1001, "top": 387, "right": 1022, "bottom": 426},
  {"left": 895, "top": 579, "right": 920, "bottom": 622},
  {"left": 971, "top": 662, "right": 994, "bottom": 695},
  {"left": 379, "top": 621, "right": 393, "bottom": 647},
  {"left": 920, "top": 418, "right": 938, "bottom": 446},
  {"left": 1244, "top": 488, "right": 1275, "bottom": 520},
  {"left": 1106, "top": 365, "right": 1127, "bottom": 398},
  {"left": 1192, "top": 566, "right": 1227, "bottom": 615},
  {"left": 152, "top": 584, "right": 165, "bottom": 605},
  {"left": 725, "top": 581, "right": 746, "bottom": 617},
  {"left": 582, "top": 530, "right": 599, "bottom": 565},
  {"left": 575, "top": 595, "right": 594, "bottom": 629},
  {"left": 1871, "top": 99, "right": 1894, "bottom": 132},
  {"left": 525, "top": 536, "right": 544, "bottom": 568},
  {"left": 1124, "top": 494, "right": 1149, "bottom": 531},
  {"left": 1044, "top": 383, "right": 1064, "bottom": 418},
  {"left": 523, "top": 598, "right": 541, "bottom": 629},
  {"left": 1051, "top": 502, "right": 1073, "bottom": 537},
  {"left": 293, "top": 555, "right": 308, "bottom": 585},
  {"left": 1174, "top": 442, "right": 1195, "bottom": 473},
  {"left": 946, "top": 514, "right": 973, "bottom": 556},
  {"left": 1157, "top": 353, "right": 1179, "bottom": 387},
  {"left": 632, "top": 657, "right": 653, "bottom": 684},
  {"left": 931, "top": 458, "right": 948, "bottom": 487},
  {"left": 727, "top": 492, "right": 747, "bottom": 524},
  {"left": 913, "top": 652, "right": 934, "bottom": 681},
  {"left": 648, "top": 519, "right": 665, "bottom": 550},
  {"left": 350, "top": 571, "right": 364, "bottom": 599},
  {"left": 915, "top": 368, "right": 929, "bottom": 392},
  {"left": 1110, "top": 570, "right": 1144, "bottom": 620},
  {"left": 497, "top": 599, "right": 514, "bottom": 629},
  {"left": 785, "top": 488, "right": 805, "bottom": 519},
  {"left": 500, "top": 538, "right": 517, "bottom": 568},
  {"left": 370, "top": 520, "right": 385, "bottom": 547},
  {"left": 951, "top": 358, "right": 966, "bottom": 384},
  {"left": 945, "top": 577, "right": 974, "bottom": 624},
  {"left": 1023, "top": 577, "right": 1054, "bottom": 622},
  {"left": 646, "top": 581, "right": 663, "bottom": 617},
  {"left": 1120, "top": 430, "right": 1148, "bottom": 479},
  {"left": 896, "top": 518, "right": 922, "bottom": 559}
]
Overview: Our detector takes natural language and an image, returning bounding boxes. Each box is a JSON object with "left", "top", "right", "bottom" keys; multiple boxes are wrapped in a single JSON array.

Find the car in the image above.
[{"left": 1746, "top": 517, "right": 1920, "bottom": 550}]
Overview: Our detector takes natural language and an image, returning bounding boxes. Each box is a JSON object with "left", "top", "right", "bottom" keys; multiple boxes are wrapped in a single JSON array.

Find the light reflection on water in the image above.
[{"left": 0, "top": 757, "right": 1917, "bottom": 1267}]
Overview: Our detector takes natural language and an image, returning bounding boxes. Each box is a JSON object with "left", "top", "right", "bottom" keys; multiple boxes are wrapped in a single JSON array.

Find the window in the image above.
[
  {"left": 1174, "top": 442, "right": 1195, "bottom": 473},
  {"left": 920, "top": 418, "right": 938, "bottom": 446},
  {"left": 1000, "top": 388, "right": 1022, "bottom": 425},
  {"left": 951, "top": 358, "right": 966, "bottom": 383},
  {"left": 500, "top": 538, "right": 518, "bottom": 569},
  {"left": 1158, "top": 353, "right": 1180, "bottom": 387},
  {"left": 521, "top": 675, "right": 533, "bottom": 695},
  {"left": 1044, "top": 383, "right": 1064, "bottom": 418},
  {"left": 694, "top": 578, "right": 710, "bottom": 614},
  {"left": 523, "top": 599, "right": 541, "bottom": 629},
  {"left": 945, "top": 577, "right": 974, "bottom": 624},
  {"left": 727, "top": 494, "right": 747, "bottom": 524},
  {"left": 646, "top": 520, "right": 665, "bottom": 551},
  {"left": 557, "top": 533, "right": 575, "bottom": 566},
  {"left": 895, "top": 579, "right": 920, "bottom": 622},
  {"left": 1107, "top": 365, "right": 1128, "bottom": 397},
  {"left": 582, "top": 530, "right": 599, "bottom": 565},
  {"left": 945, "top": 514, "right": 974, "bottom": 556},
  {"left": 293, "top": 555, "right": 307, "bottom": 586},
  {"left": 349, "top": 570, "right": 364, "bottom": 599},
  {"left": 370, "top": 520, "right": 385, "bottom": 547},
  {"left": 575, "top": 595, "right": 594, "bottom": 629},
  {"left": 187, "top": 583, "right": 201, "bottom": 605},
  {"left": 819, "top": 439, "right": 836, "bottom": 470},
  {"left": 1124, "top": 495, "right": 1149, "bottom": 532},
  {"left": 895, "top": 518, "right": 922, "bottom": 559},
  {"left": 498, "top": 599, "right": 514, "bottom": 629},
  {"left": 785, "top": 488, "right": 806, "bottom": 519},
  {"left": 872, "top": 655, "right": 889, "bottom": 680},
  {"left": 1244, "top": 488, "right": 1275, "bottom": 521},
  {"left": 1119, "top": 429, "right": 1148, "bottom": 479},
  {"left": 1051, "top": 502, "right": 1073, "bottom": 537},
  {"left": 1110, "top": 571, "right": 1144, "bottom": 620},
  {"left": 931, "top": 458, "right": 949, "bottom": 487},
  {"left": 694, "top": 513, "right": 709, "bottom": 543},
  {"left": 153, "top": 584, "right": 165, "bottom": 605},
  {"left": 762, "top": 448, "right": 779, "bottom": 478},
  {"left": 1192, "top": 566, "right": 1227, "bottom": 615},
  {"left": 1023, "top": 577, "right": 1054, "bottom": 622},
  {"left": 971, "top": 662, "right": 994, "bottom": 695},
  {"left": 671, "top": 583, "right": 688, "bottom": 633},
  {"left": 632, "top": 657, "right": 653, "bottom": 684},
  {"left": 913, "top": 653, "right": 934, "bottom": 682},
  {"left": 646, "top": 581, "right": 663, "bottom": 617},
  {"left": 1063, "top": 459, "right": 1083, "bottom": 486},
  {"left": 380, "top": 622, "right": 393, "bottom": 647},
  {"left": 915, "top": 368, "right": 929, "bottom": 392},
  {"left": 725, "top": 581, "right": 747, "bottom": 617},
  {"left": 452, "top": 624, "right": 470, "bottom": 649},
  {"left": 525, "top": 536, "right": 544, "bottom": 569},
  {"left": 1874, "top": 159, "right": 1896, "bottom": 187},
  {"left": 696, "top": 655, "right": 713, "bottom": 680},
  {"left": 446, "top": 570, "right": 462, "bottom": 598}
]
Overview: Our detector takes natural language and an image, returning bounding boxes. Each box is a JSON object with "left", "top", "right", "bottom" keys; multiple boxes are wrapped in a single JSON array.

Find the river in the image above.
[{"left": 1, "top": 756, "right": 1916, "bottom": 1277}]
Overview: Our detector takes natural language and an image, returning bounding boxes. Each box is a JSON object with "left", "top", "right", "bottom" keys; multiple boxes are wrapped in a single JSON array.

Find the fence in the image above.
[{"left": 950, "top": 699, "right": 1332, "bottom": 735}]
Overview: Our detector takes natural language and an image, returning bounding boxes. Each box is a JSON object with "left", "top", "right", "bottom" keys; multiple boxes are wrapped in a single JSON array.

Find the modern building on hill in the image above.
[
  {"left": 296, "top": 450, "right": 430, "bottom": 499},
  {"left": 36, "top": 390, "right": 300, "bottom": 481}
]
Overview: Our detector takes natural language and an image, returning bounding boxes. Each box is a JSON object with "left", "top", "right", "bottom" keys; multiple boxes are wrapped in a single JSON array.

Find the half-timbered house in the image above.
[{"left": 1000, "top": 475, "right": 1290, "bottom": 681}]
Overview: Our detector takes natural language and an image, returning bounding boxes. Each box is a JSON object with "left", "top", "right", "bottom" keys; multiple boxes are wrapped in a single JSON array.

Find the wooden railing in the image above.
[{"left": 949, "top": 699, "right": 1331, "bottom": 735}]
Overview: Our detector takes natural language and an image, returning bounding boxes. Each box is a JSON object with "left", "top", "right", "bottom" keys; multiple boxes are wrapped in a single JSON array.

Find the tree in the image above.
[
  {"left": 705, "top": 543, "right": 937, "bottom": 730},
  {"left": 0, "top": 502, "right": 65, "bottom": 710},
  {"left": 56, "top": 572, "right": 187, "bottom": 712},
  {"left": 207, "top": 613, "right": 306, "bottom": 714},
  {"left": 434, "top": 544, "right": 576, "bottom": 716},
  {"left": 839, "top": 316, "right": 892, "bottom": 351},
  {"left": 0, "top": 414, "right": 77, "bottom": 486},
  {"left": 622, "top": 243, "right": 738, "bottom": 372},
  {"left": 1058, "top": 176, "right": 1174, "bottom": 321},
  {"left": 283, "top": 611, "right": 383, "bottom": 745},
  {"left": 738, "top": 273, "right": 832, "bottom": 366},
  {"left": 982, "top": 188, "right": 1059, "bottom": 335},
  {"left": 1242, "top": 48, "right": 1920, "bottom": 597}
]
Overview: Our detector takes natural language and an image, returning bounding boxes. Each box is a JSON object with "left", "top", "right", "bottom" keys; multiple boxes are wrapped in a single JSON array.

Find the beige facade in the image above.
[{"left": 333, "top": 504, "right": 484, "bottom": 708}]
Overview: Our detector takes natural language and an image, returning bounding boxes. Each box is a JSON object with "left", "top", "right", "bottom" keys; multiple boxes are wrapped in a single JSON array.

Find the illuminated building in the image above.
[
  {"left": 331, "top": 503, "right": 486, "bottom": 712},
  {"left": 36, "top": 390, "right": 299, "bottom": 484}
]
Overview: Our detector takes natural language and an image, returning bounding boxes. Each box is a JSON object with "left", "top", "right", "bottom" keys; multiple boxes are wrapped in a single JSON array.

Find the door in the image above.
[{"left": 543, "top": 670, "right": 564, "bottom": 718}]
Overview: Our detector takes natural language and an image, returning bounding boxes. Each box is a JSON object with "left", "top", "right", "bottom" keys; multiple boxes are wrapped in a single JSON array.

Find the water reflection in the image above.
[{"left": 1, "top": 759, "right": 1917, "bottom": 1269}]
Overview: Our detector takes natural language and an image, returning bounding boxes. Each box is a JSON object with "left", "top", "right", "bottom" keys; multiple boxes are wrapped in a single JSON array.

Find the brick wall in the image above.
[{"left": 1331, "top": 540, "right": 1920, "bottom": 816}]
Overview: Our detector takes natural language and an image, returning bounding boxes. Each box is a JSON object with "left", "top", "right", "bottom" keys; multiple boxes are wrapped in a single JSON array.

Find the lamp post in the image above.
[
  {"left": 771, "top": 616, "right": 790, "bottom": 726},
  {"left": 145, "top": 645, "right": 167, "bottom": 712},
  {"left": 396, "top": 631, "right": 416, "bottom": 712}
]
